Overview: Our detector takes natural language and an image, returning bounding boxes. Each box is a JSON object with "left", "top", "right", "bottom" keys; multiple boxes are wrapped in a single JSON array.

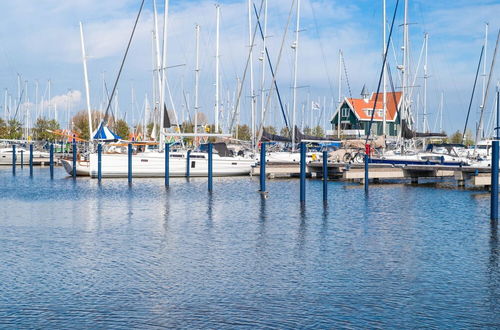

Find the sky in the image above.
[{"left": 0, "top": 0, "right": 498, "bottom": 135}]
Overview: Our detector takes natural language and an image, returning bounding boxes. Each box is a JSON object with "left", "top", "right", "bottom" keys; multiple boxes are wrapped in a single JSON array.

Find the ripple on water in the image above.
[{"left": 0, "top": 167, "right": 498, "bottom": 328}]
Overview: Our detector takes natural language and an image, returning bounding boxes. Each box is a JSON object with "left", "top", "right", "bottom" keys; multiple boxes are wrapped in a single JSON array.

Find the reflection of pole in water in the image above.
[{"left": 488, "top": 219, "right": 498, "bottom": 311}]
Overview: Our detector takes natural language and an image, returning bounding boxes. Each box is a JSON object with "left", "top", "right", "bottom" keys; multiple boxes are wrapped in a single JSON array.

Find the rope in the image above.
[{"left": 103, "top": 0, "right": 146, "bottom": 125}]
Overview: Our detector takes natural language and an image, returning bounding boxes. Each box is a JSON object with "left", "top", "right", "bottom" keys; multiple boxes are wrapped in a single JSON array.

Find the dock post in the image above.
[
  {"left": 20, "top": 150, "right": 24, "bottom": 169},
  {"left": 97, "top": 143, "right": 102, "bottom": 182},
  {"left": 491, "top": 140, "right": 499, "bottom": 221},
  {"left": 128, "top": 143, "right": 132, "bottom": 184},
  {"left": 323, "top": 150, "right": 328, "bottom": 202},
  {"left": 364, "top": 153, "right": 369, "bottom": 194},
  {"left": 186, "top": 150, "right": 191, "bottom": 178},
  {"left": 300, "top": 142, "right": 306, "bottom": 203},
  {"left": 208, "top": 143, "right": 213, "bottom": 191},
  {"left": 260, "top": 142, "right": 266, "bottom": 192},
  {"left": 49, "top": 143, "right": 54, "bottom": 179},
  {"left": 165, "top": 143, "right": 170, "bottom": 187},
  {"left": 72, "top": 140, "right": 77, "bottom": 179},
  {"left": 12, "top": 144, "right": 16, "bottom": 176},
  {"left": 29, "top": 144, "right": 33, "bottom": 177}
]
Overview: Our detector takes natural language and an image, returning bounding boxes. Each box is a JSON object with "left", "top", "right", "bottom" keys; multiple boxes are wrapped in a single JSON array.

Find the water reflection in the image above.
[{"left": 489, "top": 220, "right": 499, "bottom": 313}]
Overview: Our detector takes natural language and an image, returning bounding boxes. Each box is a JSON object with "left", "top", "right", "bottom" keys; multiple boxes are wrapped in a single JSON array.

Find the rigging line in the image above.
[
  {"left": 462, "top": 46, "right": 484, "bottom": 141},
  {"left": 256, "top": 0, "right": 296, "bottom": 143},
  {"left": 103, "top": 0, "right": 146, "bottom": 125},
  {"left": 474, "top": 29, "right": 500, "bottom": 146},
  {"left": 308, "top": 0, "right": 335, "bottom": 100},
  {"left": 253, "top": 1, "right": 290, "bottom": 133},
  {"left": 341, "top": 51, "right": 353, "bottom": 101},
  {"left": 365, "top": 0, "right": 400, "bottom": 144},
  {"left": 13, "top": 89, "right": 25, "bottom": 120},
  {"left": 228, "top": 0, "right": 264, "bottom": 133}
]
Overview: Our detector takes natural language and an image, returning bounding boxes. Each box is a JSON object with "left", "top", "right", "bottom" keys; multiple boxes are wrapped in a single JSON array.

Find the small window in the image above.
[
  {"left": 191, "top": 161, "right": 196, "bottom": 168},
  {"left": 341, "top": 108, "right": 349, "bottom": 118}
]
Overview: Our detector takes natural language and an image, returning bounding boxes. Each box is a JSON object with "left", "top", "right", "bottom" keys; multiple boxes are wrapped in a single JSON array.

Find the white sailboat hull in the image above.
[{"left": 61, "top": 152, "right": 256, "bottom": 178}]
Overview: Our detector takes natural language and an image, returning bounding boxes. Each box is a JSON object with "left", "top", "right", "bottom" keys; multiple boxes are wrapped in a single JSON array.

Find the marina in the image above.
[{"left": 0, "top": 0, "right": 499, "bottom": 327}]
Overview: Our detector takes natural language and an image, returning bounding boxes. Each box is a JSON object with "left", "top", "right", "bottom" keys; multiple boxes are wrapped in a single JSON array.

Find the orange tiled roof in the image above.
[{"left": 345, "top": 92, "right": 401, "bottom": 122}]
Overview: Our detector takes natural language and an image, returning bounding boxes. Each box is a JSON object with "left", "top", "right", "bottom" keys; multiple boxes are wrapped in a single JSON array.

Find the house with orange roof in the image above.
[{"left": 331, "top": 91, "right": 402, "bottom": 137}]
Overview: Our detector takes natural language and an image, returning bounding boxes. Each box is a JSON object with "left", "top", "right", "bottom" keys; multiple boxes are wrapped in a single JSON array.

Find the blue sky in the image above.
[{"left": 0, "top": 0, "right": 498, "bottom": 135}]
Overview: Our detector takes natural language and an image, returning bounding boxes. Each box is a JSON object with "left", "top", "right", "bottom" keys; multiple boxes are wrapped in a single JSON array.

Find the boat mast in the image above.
[
  {"left": 160, "top": 0, "right": 169, "bottom": 149},
  {"left": 259, "top": 0, "right": 268, "bottom": 132},
  {"left": 79, "top": 22, "right": 93, "bottom": 141},
  {"left": 248, "top": 0, "right": 256, "bottom": 148},
  {"left": 4, "top": 89, "right": 8, "bottom": 120},
  {"left": 423, "top": 32, "right": 428, "bottom": 134},
  {"left": 382, "top": 0, "right": 387, "bottom": 136},
  {"left": 291, "top": 0, "right": 301, "bottom": 150},
  {"left": 439, "top": 91, "right": 443, "bottom": 132},
  {"left": 479, "top": 23, "right": 488, "bottom": 139},
  {"left": 399, "top": 0, "right": 408, "bottom": 147},
  {"left": 215, "top": 4, "right": 220, "bottom": 133},
  {"left": 153, "top": 0, "right": 162, "bottom": 141},
  {"left": 194, "top": 24, "right": 200, "bottom": 140},
  {"left": 337, "top": 49, "right": 342, "bottom": 138}
]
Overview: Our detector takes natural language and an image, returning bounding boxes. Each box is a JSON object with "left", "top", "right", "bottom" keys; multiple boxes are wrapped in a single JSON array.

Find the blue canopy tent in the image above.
[{"left": 92, "top": 122, "right": 121, "bottom": 142}]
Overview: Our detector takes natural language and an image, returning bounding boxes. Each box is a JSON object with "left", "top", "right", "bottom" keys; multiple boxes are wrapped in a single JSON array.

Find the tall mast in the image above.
[
  {"left": 194, "top": 24, "right": 200, "bottom": 138},
  {"left": 153, "top": 0, "right": 162, "bottom": 141},
  {"left": 291, "top": 0, "right": 301, "bottom": 151},
  {"left": 260, "top": 0, "right": 268, "bottom": 130},
  {"left": 214, "top": 4, "right": 220, "bottom": 133},
  {"left": 4, "top": 89, "right": 7, "bottom": 120},
  {"left": 79, "top": 22, "right": 93, "bottom": 140},
  {"left": 337, "top": 50, "right": 342, "bottom": 138},
  {"left": 423, "top": 32, "right": 428, "bottom": 133},
  {"left": 35, "top": 80, "right": 39, "bottom": 120},
  {"left": 160, "top": 0, "right": 169, "bottom": 148},
  {"left": 439, "top": 91, "right": 443, "bottom": 132},
  {"left": 247, "top": 0, "right": 255, "bottom": 148},
  {"left": 399, "top": 0, "right": 408, "bottom": 144},
  {"left": 24, "top": 80, "right": 29, "bottom": 139},
  {"left": 382, "top": 0, "right": 387, "bottom": 136},
  {"left": 479, "top": 23, "right": 488, "bottom": 139}
]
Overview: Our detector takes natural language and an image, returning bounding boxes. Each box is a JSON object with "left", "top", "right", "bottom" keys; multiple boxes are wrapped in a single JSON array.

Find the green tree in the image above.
[
  {"left": 71, "top": 110, "right": 109, "bottom": 140},
  {"left": 235, "top": 124, "right": 251, "bottom": 140},
  {"left": 264, "top": 126, "right": 277, "bottom": 135},
  {"left": 449, "top": 130, "right": 462, "bottom": 144},
  {"left": 32, "top": 118, "right": 60, "bottom": 141},
  {"left": 280, "top": 127, "right": 291, "bottom": 137},
  {"left": 114, "top": 119, "right": 130, "bottom": 139},
  {"left": 6, "top": 119, "right": 22, "bottom": 139},
  {"left": 312, "top": 125, "right": 324, "bottom": 137},
  {"left": 303, "top": 126, "right": 312, "bottom": 135},
  {"left": 0, "top": 118, "right": 7, "bottom": 138}
]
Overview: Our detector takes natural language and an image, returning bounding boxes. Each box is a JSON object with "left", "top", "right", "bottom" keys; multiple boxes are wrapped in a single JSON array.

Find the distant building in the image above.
[{"left": 331, "top": 91, "right": 402, "bottom": 137}]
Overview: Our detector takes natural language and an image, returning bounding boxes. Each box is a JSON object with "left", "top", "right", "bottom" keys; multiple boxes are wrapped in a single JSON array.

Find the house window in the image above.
[{"left": 341, "top": 108, "right": 349, "bottom": 118}]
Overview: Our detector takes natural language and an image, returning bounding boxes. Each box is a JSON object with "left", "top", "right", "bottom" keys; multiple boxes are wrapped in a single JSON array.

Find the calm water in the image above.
[{"left": 0, "top": 166, "right": 498, "bottom": 328}]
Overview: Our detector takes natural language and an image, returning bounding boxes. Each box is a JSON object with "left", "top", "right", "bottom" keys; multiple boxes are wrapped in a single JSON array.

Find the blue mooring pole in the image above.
[
  {"left": 186, "top": 150, "right": 191, "bottom": 178},
  {"left": 20, "top": 150, "right": 24, "bottom": 169},
  {"left": 208, "top": 143, "right": 213, "bottom": 191},
  {"left": 29, "top": 144, "right": 33, "bottom": 177},
  {"left": 165, "top": 143, "right": 170, "bottom": 187},
  {"left": 323, "top": 150, "right": 328, "bottom": 202},
  {"left": 97, "top": 143, "right": 102, "bottom": 182},
  {"left": 260, "top": 142, "right": 266, "bottom": 192},
  {"left": 364, "top": 154, "right": 369, "bottom": 194},
  {"left": 12, "top": 144, "right": 16, "bottom": 176},
  {"left": 49, "top": 143, "right": 54, "bottom": 179},
  {"left": 72, "top": 140, "right": 77, "bottom": 179},
  {"left": 128, "top": 143, "right": 132, "bottom": 184},
  {"left": 300, "top": 142, "right": 306, "bottom": 203},
  {"left": 491, "top": 141, "right": 499, "bottom": 221}
]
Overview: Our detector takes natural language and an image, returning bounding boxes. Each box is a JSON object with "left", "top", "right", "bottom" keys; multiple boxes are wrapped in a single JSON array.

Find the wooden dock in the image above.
[{"left": 306, "top": 162, "right": 495, "bottom": 188}]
